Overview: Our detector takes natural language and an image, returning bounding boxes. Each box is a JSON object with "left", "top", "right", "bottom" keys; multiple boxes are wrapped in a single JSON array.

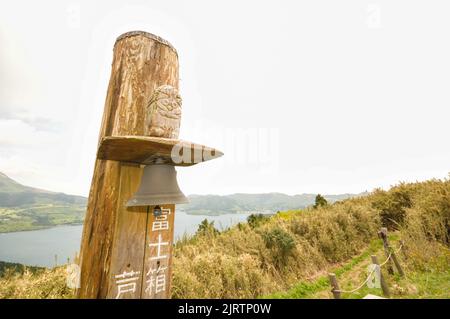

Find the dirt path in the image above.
[{"left": 266, "top": 234, "right": 450, "bottom": 299}]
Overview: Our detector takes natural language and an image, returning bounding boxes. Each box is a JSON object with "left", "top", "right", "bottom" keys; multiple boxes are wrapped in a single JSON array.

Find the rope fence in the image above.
[
  {"left": 379, "top": 251, "right": 393, "bottom": 267},
  {"left": 328, "top": 227, "right": 406, "bottom": 299},
  {"left": 394, "top": 243, "right": 404, "bottom": 254},
  {"left": 334, "top": 266, "right": 377, "bottom": 294}
]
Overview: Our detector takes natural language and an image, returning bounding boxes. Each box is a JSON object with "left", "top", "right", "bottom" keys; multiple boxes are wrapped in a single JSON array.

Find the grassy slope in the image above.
[
  {"left": 0, "top": 261, "right": 43, "bottom": 276},
  {"left": 2, "top": 240, "right": 448, "bottom": 299},
  {"left": 0, "top": 205, "right": 85, "bottom": 233},
  {"left": 0, "top": 265, "right": 74, "bottom": 299},
  {"left": 267, "top": 235, "right": 450, "bottom": 299},
  {"left": 266, "top": 237, "right": 383, "bottom": 298},
  {"left": 171, "top": 178, "right": 449, "bottom": 298},
  {"left": 0, "top": 177, "right": 449, "bottom": 299}
]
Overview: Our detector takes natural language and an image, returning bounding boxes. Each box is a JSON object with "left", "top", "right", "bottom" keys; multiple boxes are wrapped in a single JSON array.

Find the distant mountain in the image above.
[
  {"left": 0, "top": 172, "right": 86, "bottom": 207},
  {"left": 0, "top": 171, "right": 363, "bottom": 231},
  {"left": 179, "top": 192, "right": 361, "bottom": 215},
  {"left": 0, "top": 172, "right": 87, "bottom": 232}
]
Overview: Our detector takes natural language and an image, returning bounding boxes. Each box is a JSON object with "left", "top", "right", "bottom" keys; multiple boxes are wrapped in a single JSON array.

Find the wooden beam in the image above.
[{"left": 97, "top": 135, "right": 223, "bottom": 166}]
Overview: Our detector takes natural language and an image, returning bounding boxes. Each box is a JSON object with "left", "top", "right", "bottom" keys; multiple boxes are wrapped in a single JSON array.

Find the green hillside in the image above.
[
  {"left": 180, "top": 192, "right": 359, "bottom": 215},
  {"left": 0, "top": 172, "right": 87, "bottom": 233}
]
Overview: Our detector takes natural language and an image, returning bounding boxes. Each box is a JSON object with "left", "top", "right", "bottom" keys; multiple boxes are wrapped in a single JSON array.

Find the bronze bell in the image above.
[{"left": 126, "top": 164, "right": 188, "bottom": 207}]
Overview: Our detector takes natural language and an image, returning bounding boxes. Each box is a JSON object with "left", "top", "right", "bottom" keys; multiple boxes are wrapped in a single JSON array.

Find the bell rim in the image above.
[{"left": 126, "top": 194, "right": 189, "bottom": 207}]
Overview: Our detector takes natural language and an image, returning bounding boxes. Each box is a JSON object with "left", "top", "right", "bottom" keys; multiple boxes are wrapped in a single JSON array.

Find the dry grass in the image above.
[
  {"left": 172, "top": 199, "right": 381, "bottom": 298},
  {"left": 172, "top": 177, "right": 450, "bottom": 298},
  {"left": 1, "top": 177, "right": 448, "bottom": 299},
  {"left": 0, "top": 266, "right": 74, "bottom": 299}
]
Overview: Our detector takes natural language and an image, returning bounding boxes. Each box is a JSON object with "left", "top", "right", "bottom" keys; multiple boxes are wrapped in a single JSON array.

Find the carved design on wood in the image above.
[{"left": 145, "top": 85, "right": 182, "bottom": 139}]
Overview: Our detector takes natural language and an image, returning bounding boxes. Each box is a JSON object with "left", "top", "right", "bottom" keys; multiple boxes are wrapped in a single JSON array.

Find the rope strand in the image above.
[
  {"left": 394, "top": 243, "right": 403, "bottom": 254},
  {"left": 336, "top": 266, "right": 377, "bottom": 294},
  {"left": 379, "top": 251, "right": 392, "bottom": 267}
]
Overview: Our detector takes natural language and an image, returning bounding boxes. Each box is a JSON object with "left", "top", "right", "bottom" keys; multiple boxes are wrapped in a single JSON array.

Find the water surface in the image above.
[{"left": 0, "top": 211, "right": 251, "bottom": 267}]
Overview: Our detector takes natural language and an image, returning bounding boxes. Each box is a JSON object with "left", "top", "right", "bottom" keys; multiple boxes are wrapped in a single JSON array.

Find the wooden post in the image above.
[
  {"left": 378, "top": 228, "right": 394, "bottom": 275},
  {"left": 328, "top": 273, "right": 341, "bottom": 299},
  {"left": 379, "top": 228, "right": 405, "bottom": 277},
  {"left": 371, "top": 255, "right": 390, "bottom": 297},
  {"left": 77, "top": 31, "right": 179, "bottom": 299}
]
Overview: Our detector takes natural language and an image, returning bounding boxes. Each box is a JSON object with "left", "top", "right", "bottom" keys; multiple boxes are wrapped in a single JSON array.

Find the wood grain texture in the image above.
[
  {"left": 106, "top": 165, "right": 147, "bottom": 299},
  {"left": 97, "top": 135, "right": 224, "bottom": 166},
  {"left": 77, "top": 31, "right": 179, "bottom": 298}
]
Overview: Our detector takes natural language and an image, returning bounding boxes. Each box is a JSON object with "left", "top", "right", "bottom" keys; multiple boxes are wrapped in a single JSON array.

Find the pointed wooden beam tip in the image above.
[{"left": 97, "top": 135, "right": 223, "bottom": 166}]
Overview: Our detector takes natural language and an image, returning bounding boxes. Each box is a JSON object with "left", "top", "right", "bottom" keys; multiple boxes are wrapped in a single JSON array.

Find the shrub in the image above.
[
  {"left": 313, "top": 194, "right": 328, "bottom": 209},
  {"left": 371, "top": 185, "right": 412, "bottom": 229},
  {"left": 261, "top": 226, "right": 296, "bottom": 266},
  {"left": 247, "top": 214, "right": 270, "bottom": 229},
  {"left": 196, "top": 219, "right": 219, "bottom": 236}
]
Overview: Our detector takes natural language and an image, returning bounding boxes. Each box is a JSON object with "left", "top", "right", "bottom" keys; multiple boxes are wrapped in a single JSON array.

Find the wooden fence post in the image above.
[
  {"left": 371, "top": 255, "right": 390, "bottom": 297},
  {"left": 389, "top": 250, "right": 405, "bottom": 278},
  {"left": 328, "top": 273, "right": 341, "bottom": 299},
  {"left": 379, "top": 228, "right": 405, "bottom": 277},
  {"left": 378, "top": 228, "right": 394, "bottom": 275}
]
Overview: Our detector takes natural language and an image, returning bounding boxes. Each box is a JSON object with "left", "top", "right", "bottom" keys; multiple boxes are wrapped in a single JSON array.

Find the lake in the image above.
[{"left": 0, "top": 211, "right": 251, "bottom": 267}]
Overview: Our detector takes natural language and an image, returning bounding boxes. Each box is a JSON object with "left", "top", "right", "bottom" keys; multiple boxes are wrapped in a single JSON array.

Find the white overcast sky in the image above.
[{"left": 0, "top": 0, "right": 449, "bottom": 197}]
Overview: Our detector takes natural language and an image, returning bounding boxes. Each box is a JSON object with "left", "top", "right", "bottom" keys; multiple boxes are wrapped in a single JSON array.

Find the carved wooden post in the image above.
[{"left": 77, "top": 31, "right": 222, "bottom": 299}]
